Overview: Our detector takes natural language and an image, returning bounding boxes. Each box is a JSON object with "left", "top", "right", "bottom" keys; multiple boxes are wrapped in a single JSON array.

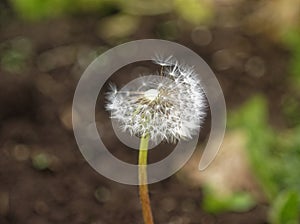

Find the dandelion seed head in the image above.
[
  {"left": 105, "top": 56, "right": 206, "bottom": 143},
  {"left": 144, "top": 89, "right": 159, "bottom": 101}
]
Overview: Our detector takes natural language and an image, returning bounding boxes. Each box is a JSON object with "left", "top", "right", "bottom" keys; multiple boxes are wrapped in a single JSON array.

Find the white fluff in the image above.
[{"left": 105, "top": 56, "right": 206, "bottom": 143}]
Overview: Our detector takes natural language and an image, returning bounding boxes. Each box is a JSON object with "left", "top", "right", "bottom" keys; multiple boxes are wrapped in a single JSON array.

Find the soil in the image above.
[{"left": 0, "top": 9, "right": 289, "bottom": 224}]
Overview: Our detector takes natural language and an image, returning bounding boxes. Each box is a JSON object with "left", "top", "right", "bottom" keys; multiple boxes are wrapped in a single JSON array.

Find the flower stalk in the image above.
[
  {"left": 138, "top": 134, "right": 154, "bottom": 224},
  {"left": 106, "top": 56, "right": 206, "bottom": 224}
]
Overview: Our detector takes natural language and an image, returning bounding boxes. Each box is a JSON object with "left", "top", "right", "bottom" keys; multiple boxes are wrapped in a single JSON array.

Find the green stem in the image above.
[{"left": 138, "top": 134, "right": 154, "bottom": 224}]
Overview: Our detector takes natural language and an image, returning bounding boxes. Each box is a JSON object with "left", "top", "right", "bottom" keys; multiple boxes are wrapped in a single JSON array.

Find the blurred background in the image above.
[{"left": 0, "top": 0, "right": 300, "bottom": 223}]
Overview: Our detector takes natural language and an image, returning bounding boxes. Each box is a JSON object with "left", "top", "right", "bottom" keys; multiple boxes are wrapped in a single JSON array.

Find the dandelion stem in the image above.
[{"left": 138, "top": 134, "right": 154, "bottom": 224}]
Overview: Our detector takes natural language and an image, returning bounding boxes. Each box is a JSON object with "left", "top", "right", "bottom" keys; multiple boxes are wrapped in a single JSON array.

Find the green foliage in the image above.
[
  {"left": 227, "top": 95, "right": 300, "bottom": 224},
  {"left": 281, "top": 29, "right": 300, "bottom": 86},
  {"left": 173, "top": 0, "right": 213, "bottom": 25},
  {"left": 269, "top": 191, "right": 300, "bottom": 224},
  {"left": 228, "top": 96, "right": 278, "bottom": 199},
  {"left": 9, "top": 0, "right": 118, "bottom": 20},
  {"left": 32, "top": 153, "right": 50, "bottom": 170},
  {"left": 0, "top": 37, "right": 32, "bottom": 73},
  {"left": 156, "top": 21, "right": 179, "bottom": 40},
  {"left": 8, "top": 0, "right": 214, "bottom": 26},
  {"left": 118, "top": 0, "right": 173, "bottom": 16},
  {"left": 223, "top": 25, "right": 300, "bottom": 224},
  {"left": 97, "top": 14, "right": 139, "bottom": 43},
  {"left": 202, "top": 186, "right": 255, "bottom": 214},
  {"left": 282, "top": 95, "right": 300, "bottom": 127},
  {"left": 1, "top": 50, "right": 26, "bottom": 73},
  {"left": 9, "top": 0, "right": 68, "bottom": 20},
  {"left": 276, "top": 127, "right": 300, "bottom": 192}
]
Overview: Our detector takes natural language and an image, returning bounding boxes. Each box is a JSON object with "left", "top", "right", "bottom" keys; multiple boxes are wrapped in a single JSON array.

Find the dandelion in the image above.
[
  {"left": 106, "top": 57, "right": 206, "bottom": 143},
  {"left": 105, "top": 56, "right": 206, "bottom": 224}
]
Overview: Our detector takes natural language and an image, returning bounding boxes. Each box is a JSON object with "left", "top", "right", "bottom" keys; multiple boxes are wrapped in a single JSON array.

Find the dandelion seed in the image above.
[{"left": 105, "top": 56, "right": 206, "bottom": 143}]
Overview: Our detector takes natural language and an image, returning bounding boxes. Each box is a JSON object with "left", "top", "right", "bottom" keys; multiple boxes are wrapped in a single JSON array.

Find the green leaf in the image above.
[
  {"left": 9, "top": 0, "right": 67, "bottom": 20},
  {"left": 174, "top": 0, "right": 213, "bottom": 25},
  {"left": 269, "top": 190, "right": 300, "bottom": 224},
  {"left": 228, "top": 96, "right": 279, "bottom": 199},
  {"left": 32, "top": 153, "right": 50, "bottom": 170},
  {"left": 202, "top": 186, "right": 256, "bottom": 214}
]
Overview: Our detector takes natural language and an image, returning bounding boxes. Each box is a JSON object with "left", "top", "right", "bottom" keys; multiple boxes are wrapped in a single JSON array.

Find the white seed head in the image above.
[
  {"left": 105, "top": 56, "right": 206, "bottom": 143},
  {"left": 144, "top": 89, "right": 159, "bottom": 101}
]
